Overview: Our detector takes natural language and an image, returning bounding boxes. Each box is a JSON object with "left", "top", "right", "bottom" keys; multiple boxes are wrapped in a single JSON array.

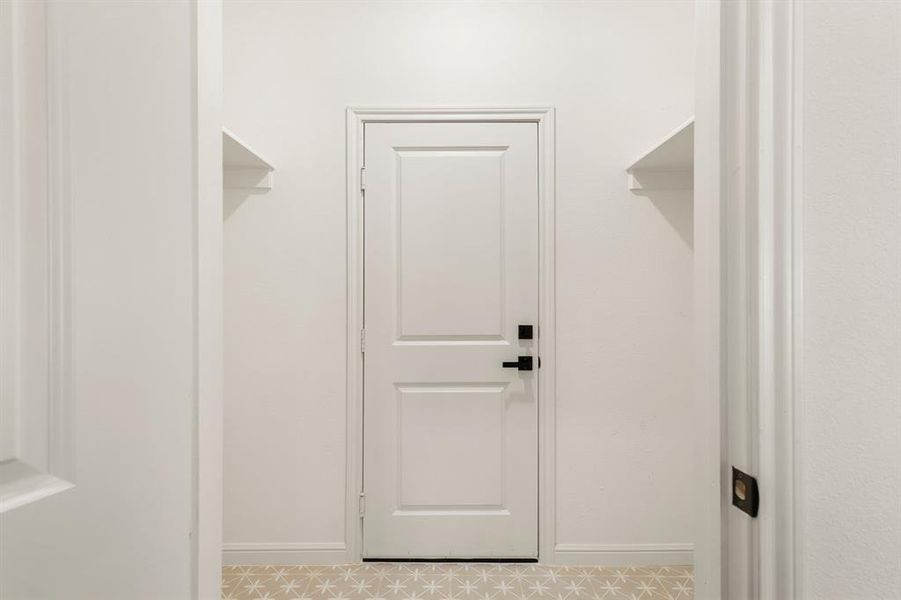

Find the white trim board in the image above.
[
  {"left": 754, "top": 1, "right": 803, "bottom": 597},
  {"left": 193, "top": 0, "right": 224, "bottom": 598},
  {"left": 222, "top": 543, "right": 348, "bottom": 566},
  {"left": 692, "top": 0, "right": 724, "bottom": 594},
  {"left": 345, "top": 107, "right": 556, "bottom": 564},
  {"left": 554, "top": 544, "right": 694, "bottom": 567},
  {"left": 693, "top": 0, "right": 802, "bottom": 597}
]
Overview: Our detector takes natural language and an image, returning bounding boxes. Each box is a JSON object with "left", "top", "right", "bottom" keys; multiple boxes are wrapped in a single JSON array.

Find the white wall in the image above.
[
  {"left": 223, "top": 0, "right": 695, "bottom": 564},
  {"left": 0, "top": 1, "right": 199, "bottom": 597},
  {"left": 800, "top": 1, "right": 901, "bottom": 597}
]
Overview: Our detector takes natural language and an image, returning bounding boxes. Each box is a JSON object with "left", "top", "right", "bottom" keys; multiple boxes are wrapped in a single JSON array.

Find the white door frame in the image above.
[
  {"left": 694, "top": 0, "right": 802, "bottom": 598},
  {"left": 692, "top": 0, "right": 725, "bottom": 591},
  {"left": 344, "top": 107, "right": 556, "bottom": 563},
  {"left": 193, "top": 0, "right": 224, "bottom": 598}
]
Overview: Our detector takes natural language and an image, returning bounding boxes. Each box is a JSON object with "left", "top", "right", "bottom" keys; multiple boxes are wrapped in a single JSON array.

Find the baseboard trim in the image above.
[
  {"left": 222, "top": 542, "right": 349, "bottom": 565},
  {"left": 552, "top": 543, "right": 694, "bottom": 566},
  {"left": 222, "top": 542, "right": 692, "bottom": 567}
]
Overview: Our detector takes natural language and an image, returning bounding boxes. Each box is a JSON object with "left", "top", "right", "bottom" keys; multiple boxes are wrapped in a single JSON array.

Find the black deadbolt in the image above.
[{"left": 518, "top": 325, "right": 534, "bottom": 340}]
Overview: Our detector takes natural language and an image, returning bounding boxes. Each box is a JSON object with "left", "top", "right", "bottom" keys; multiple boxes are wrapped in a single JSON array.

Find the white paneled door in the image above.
[{"left": 362, "top": 122, "right": 539, "bottom": 559}]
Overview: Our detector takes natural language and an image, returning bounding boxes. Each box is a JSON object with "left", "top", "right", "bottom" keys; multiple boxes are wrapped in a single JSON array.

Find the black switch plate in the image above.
[
  {"left": 518, "top": 325, "right": 534, "bottom": 340},
  {"left": 732, "top": 467, "right": 759, "bottom": 518}
]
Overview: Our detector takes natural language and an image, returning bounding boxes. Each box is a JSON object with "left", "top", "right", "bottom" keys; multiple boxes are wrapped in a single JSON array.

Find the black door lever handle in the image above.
[{"left": 502, "top": 356, "right": 533, "bottom": 371}]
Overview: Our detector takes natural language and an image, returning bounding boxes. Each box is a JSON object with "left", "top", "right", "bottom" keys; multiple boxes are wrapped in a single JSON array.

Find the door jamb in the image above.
[
  {"left": 693, "top": 1, "right": 725, "bottom": 595},
  {"left": 193, "top": 0, "right": 224, "bottom": 598},
  {"left": 694, "top": 1, "right": 802, "bottom": 598},
  {"left": 344, "top": 107, "right": 557, "bottom": 563}
]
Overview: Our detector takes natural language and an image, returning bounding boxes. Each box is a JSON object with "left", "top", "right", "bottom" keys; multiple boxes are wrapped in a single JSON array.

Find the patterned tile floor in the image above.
[{"left": 222, "top": 563, "right": 693, "bottom": 600}]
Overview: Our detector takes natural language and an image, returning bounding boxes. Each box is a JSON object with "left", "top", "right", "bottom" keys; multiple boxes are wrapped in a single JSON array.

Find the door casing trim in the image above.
[
  {"left": 345, "top": 107, "right": 556, "bottom": 563},
  {"left": 693, "top": 1, "right": 802, "bottom": 597}
]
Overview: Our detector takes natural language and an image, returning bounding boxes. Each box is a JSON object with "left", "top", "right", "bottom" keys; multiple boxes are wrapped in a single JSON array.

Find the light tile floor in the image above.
[{"left": 222, "top": 563, "right": 693, "bottom": 600}]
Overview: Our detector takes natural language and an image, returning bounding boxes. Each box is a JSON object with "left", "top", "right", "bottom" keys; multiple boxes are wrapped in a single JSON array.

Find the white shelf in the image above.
[
  {"left": 626, "top": 118, "right": 693, "bottom": 192},
  {"left": 223, "top": 127, "right": 274, "bottom": 190}
]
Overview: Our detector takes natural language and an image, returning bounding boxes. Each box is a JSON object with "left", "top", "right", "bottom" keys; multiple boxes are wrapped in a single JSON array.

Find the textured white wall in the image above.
[
  {"left": 800, "top": 2, "right": 901, "bottom": 598},
  {"left": 0, "top": 2, "right": 197, "bottom": 598},
  {"left": 223, "top": 0, "right": 695, "bottom": 562}
]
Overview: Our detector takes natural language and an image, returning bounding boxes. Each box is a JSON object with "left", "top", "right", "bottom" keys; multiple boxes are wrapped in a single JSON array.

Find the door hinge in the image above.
[
  {"left": 359, "top": 491, "right": 366, "bottom": 518},
  {"left": 360, "top": 167, "right": 366, "bottom": 192},
  {"left": 360, "top": 328, "right": 366, "bottom": 353}
]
